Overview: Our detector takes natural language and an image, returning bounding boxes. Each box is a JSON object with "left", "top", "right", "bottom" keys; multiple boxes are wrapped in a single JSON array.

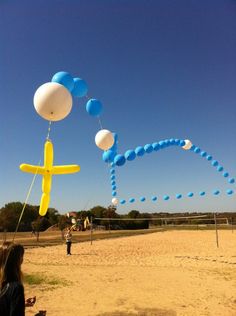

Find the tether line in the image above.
[{"left": 12, "top": 160, "right": 41, "bottom": 242}]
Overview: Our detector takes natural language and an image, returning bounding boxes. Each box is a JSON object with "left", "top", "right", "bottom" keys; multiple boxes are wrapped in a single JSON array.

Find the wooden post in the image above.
[
  {"left": 90, "top": 217, "right": 93, "bottom": 245},
  {"left": 231, "top": 217, "right": 234, "bottom": 233},
  {"left": 214, "top": 213, "right": 219, "bottom": 248}
]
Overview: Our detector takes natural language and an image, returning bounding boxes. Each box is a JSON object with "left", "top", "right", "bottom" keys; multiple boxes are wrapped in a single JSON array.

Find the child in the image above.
[
  {"left": 0, "top": 242, "right": 36, "bottom": 316},
  {"left": 64, "top": 227, "right": 72, "bottom": 255}
]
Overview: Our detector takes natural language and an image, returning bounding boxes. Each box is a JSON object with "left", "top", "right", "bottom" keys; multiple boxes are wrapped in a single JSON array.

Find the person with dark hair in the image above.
[{"left": 0, "top": 242, "right": 36, "bottom": 316}]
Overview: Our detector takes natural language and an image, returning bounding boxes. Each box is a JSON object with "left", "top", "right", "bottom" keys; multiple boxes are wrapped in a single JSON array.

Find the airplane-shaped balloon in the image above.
[{"left": 20, "top": 140, "right": 80, "bottom": 216}]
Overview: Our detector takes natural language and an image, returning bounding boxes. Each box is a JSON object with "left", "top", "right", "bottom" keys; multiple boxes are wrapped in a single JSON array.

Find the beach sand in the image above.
[{"left": 23, "top": 230, "right": 236, "bottom": 316}]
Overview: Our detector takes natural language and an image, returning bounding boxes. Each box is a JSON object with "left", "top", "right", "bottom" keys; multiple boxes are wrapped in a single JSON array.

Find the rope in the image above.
[
  {"left": 13, "top": 120, "right": 53, "bottom": 241},
  {"left": 98, "top": 117, "right": 103, "bottom": 130},
  {"left": 12, "top": 160, "right": 41, "bottom": 242},
  {"left": 46, "top": 121, "right": 52, "bottom": 140}
]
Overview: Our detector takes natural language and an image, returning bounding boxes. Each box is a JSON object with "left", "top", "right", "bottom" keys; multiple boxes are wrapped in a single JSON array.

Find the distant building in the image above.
[{"left": 66, "top": 212, "right": 77, "bottom": 218}]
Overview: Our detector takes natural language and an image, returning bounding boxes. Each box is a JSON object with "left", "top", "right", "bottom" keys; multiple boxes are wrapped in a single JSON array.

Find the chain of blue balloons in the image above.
[
  {"left": 40, "top": 71, "right": 235, "bottom": 207},
  {"left": 102, "top": 138, "right": 235, "bottom": 205}
]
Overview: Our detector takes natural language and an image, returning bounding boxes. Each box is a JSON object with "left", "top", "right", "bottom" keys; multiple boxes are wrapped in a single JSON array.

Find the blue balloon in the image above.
[
  {"left": 140, "top": 197, "right": 146, "bottom": 202},
  {"left": 227, "top": 189, "right": 233, "bottom": 195},
  {"left": 129, "top": 198, "right": 135, "bottom": 203},
  {"left": 199, "top": 191, "right": 206, "bottom": 196},
  {"left": 176, "top": 194, "right": 182, "bottom": 199},
  {"left": 144, "top": 144, "right": 153, "bottom": 153},
  {"left": 110, "top": 169, "right": 115, "bottom": 175},
  {"left": 200, "top": 151, "right": 207, "bottom": 157},
  {"left": 211, "top": 160, "right": 218, "bottom": 167},
  {"left": 159, "top": 141, "right": 165, "bottom": 149},
  {"left": 120, "top": 199, "right": 126, "bottom": 204},
  {"left": 152, "top": 142, "right": 160, "bottom": 151},
  {"left": 194, "top": 147, "right": 200, "bottom": 154},
  {"left": 190, "top": 144, "right": 196, "bottom": 151},
  {"left": 125, "top": 150, "right": 136, "bottom": 161},
  {"left": 217, "top": 166, "right": 223, "bottom": 172},
  {"left": 86, "top": 99, "right": 103, "bottom": 117},
  {"left": 71, "top": 78, "right": 88, "bottom": 97},
  {"left": 135, "top": 146, "right": 145, "bottom": 156},
  {"left": 163, "top": 195, "right": 170, "bottom": 201},
  {"left": 164, "top": 140, "right": 170, "bottom": 147},
  {"left": 228, "top": 178, "right": 235, "bottom": 184},
  {"left": 213, "top": 190, "right": 220, "bottom": 195},
  {"left": 110, "top": 175, "right": 115, "bottom": 180},
  {"left": 109, "top": 143, "right": 117, "bottom": 153},
  {"left": 111, "top": 180, "right": 116, "bottom": 186},
  {"left": 114, "top": 154, "right": 126, "bottom": 166},
  {"left": 151, "top": 196, "right": 157, "bottom": 201},
  {"left": 175, "top": 139, "right": 180, "bottom": 145},
  {"left": 112, "top": 185, "right": 116, "bottom": 190},
  {"left": 223, "top": 172, "right": 229, "bottom": 178},
  {"left": 113, "top": 133, "right": 118, "bottom": 142},
  {"left": 51, "top": 71, "right": 74, "bottom": 92},
  {"left": 179, "top": 140, "right": 185, "bottom": 146},
  {"left": 170, "top": 138, "right": 175, "bottom": 145},
  {"left": 206, "top": 155, "right": 212, "bottom": 161},
  {"left": 110, "top": 162, "right": 115, "bottom": 168},
  {"left": 112, "top": 191, "right": 117, "bottom": 196},
  {"left": 187, "top": 192, "right": 194, "bottom": 197},
  {"left": 103, "top": 150, "right": 116, "bottom": 163}
]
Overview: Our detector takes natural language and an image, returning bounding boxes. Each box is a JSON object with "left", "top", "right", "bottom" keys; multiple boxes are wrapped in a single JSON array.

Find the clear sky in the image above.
[{"left": 0, "top": 0, "right": 236, "bottom": 214}]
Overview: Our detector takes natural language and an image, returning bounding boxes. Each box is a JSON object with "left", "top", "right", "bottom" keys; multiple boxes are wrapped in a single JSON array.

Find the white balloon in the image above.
[
  {"left": 34, "top": 82, "right": 72, "bottom": 121},
  {"left": 112, "top": 198, "right": 119, "bottom": 205},
  {"left": 95, "top": 129, "right": 114, "bottom": 150},
  {"left": 182, "top": 139, "right": 192, "bottom": 150}
]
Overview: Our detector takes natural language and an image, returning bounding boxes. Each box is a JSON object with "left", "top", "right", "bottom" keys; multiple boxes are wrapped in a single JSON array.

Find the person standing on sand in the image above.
[{"left": 65, "top": 227, "right": 72, "bottom": 256}]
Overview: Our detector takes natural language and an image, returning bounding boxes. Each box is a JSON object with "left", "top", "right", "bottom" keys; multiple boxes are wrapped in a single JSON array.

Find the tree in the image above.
[
  {"left": 128, "top": 210, "right": 140, "bottom": 218},
  {"left": 58, "top": 215, "right": 70, "bottom": 239},
  {"left": 31, "top": 216, "right": 51, "bottom": 241},
  {"left": 0, "top": 202, "right": 38, "bottom": 232},
  {"left": 90, "top": 206, "right": 107, "bottom": 218},
  {"left": 45, "top": 208, "right": 60, "bottom": 226}
]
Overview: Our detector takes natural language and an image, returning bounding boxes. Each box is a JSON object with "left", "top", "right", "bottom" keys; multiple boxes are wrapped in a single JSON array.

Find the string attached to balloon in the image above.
[{"left": 20, "top": 71, "right": 85, "bottom": 217}]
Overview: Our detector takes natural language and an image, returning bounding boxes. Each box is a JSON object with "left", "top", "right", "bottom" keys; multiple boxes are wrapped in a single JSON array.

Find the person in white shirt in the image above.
[{"left": 64, "top": 227, "right": 72, "bottom": 256}]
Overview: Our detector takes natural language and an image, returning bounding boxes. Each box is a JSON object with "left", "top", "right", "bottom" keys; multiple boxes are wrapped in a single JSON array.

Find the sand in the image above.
[{"left": 23, "top": 230, "right": 236, "bottom": 316}]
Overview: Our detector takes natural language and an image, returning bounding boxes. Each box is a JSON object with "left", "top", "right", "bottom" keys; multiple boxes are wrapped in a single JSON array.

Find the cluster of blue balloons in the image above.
[
  {"left": 52, "top": 71, "right": 103, "bottom": 117},
  {"left": 102, "top": 133, "right": 118, "bottom": 163},
  {"left": 119, "top": 188, "right": 234, "bottom": 204}
]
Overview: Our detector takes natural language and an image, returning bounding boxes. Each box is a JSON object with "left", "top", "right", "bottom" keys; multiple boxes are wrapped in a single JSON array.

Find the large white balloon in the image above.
[
  {"left": 34, "top": 82, "right": 72, "bottom": 121},
  {"left": 112, "top": 198, "right": 119, "bottom": 205},
  {"left": 182, "top": 139, "right": 192, "bottom": 150},
  {"left": 95, "top": 129, "right": 114, "bottom": 150}
]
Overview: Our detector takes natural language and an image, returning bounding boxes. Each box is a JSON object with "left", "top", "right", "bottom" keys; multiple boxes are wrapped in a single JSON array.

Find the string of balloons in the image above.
[{"left": 20, "top": 70, "right": 236, "bottom": 215}]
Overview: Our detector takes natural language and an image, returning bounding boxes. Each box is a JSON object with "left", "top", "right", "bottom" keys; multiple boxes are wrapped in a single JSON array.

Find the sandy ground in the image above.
[{"left": 23, "top": 230, "right": 236, "bottom": 316}]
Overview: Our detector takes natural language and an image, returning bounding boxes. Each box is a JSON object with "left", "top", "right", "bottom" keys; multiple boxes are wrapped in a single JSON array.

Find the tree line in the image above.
[{"left": 0, "top": 202, "right": 236, "bottom": 233}]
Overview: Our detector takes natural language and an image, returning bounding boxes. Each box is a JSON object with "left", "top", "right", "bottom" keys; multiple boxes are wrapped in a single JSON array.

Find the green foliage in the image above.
[
  {"left": 128, "top": 210, "right": 140, "bottom": 218},
  {"left": 24, "top": 273, "right": 69, "bottom": 286},
  {"left": 90, "top": 205, "right": 107, "bottom": 218},
  {"left": 0, "top": 202, "right": 59, "bottom": 232},
  {"left": 0, "top": 202, "right": 38, "bottom": 232},
  {"left": 58, "top": 215, "right": 70, "bottom": 231}
]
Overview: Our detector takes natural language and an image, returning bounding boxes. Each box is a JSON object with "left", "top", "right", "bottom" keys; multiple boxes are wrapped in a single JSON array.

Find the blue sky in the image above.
[{"left": 0, "top": 0, "right": 236, "bottom": 214}]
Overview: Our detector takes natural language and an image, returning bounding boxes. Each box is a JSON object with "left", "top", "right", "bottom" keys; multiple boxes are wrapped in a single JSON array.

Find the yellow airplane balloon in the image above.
[{"left": 20, "top": 140, "right": 80, "bottom": 216}]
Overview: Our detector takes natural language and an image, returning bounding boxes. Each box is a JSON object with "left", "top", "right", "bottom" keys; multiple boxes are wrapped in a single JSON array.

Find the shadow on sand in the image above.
[{"left": 97, "top": 307, "right": 176, "bottom": 316}]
